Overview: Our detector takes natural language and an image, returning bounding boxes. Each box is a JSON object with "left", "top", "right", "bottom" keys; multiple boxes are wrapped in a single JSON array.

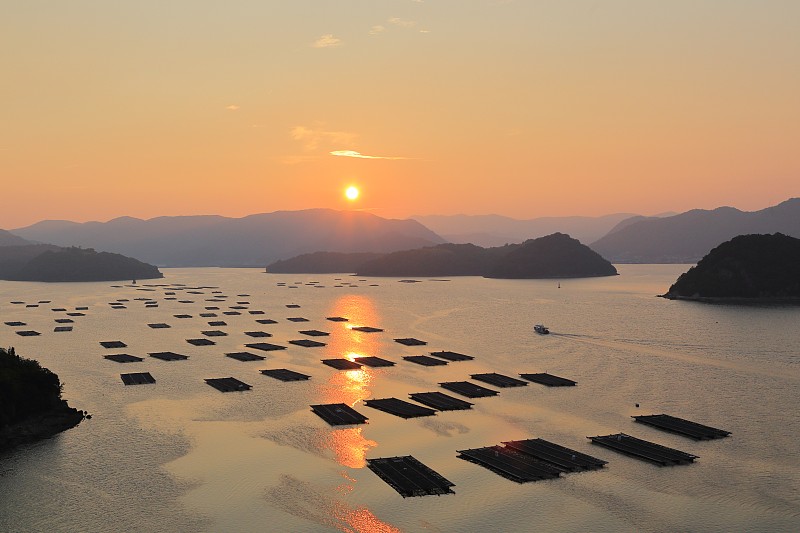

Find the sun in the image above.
[{"left": 345, "top": 186, "right": 359, "bottom": 201}]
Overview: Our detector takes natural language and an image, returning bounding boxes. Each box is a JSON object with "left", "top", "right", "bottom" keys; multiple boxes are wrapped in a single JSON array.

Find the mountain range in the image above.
[
  {"left": 5, "top": 198, "right": 799, "bottom": 267},
  {"left": 12, "top": 209, "right": 445, "bottom": 267},
  {"left": 411, "top": 213, "right": 641, "bottom": 247},
  {"left": 590, "top": 198, "right": 800, "bottom": 263}
]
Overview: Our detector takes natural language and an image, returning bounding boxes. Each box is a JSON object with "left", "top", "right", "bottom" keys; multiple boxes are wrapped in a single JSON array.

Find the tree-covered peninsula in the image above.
[
  {"left": 0, "top": 347, "right": 85, "bottom": 452},
  {"left": 0, "top": 245, "right": 163, "bottom": 282},
  {"left": 661, "top": 233, "right": 800, "bottom": 301}
]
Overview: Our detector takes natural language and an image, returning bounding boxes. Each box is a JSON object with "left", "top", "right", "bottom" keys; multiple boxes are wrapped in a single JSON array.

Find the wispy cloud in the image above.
[
  {"left": 312, "top": 34, "right": 341, "bottom": 48},
  {"left": 330, "top": 150, "right": 407, "bottom": 160},
  {"left": 291, "top": 126, "right": 356, "bottom": 151},
  {"left": 388, "top": 17, "right": 416, "bottom": 28},
  {"left": 369, "top": 25, "right": 385, "bottom": 35},
  {"left": 225, "top": 104, "right": 240, "bottom": 111}
]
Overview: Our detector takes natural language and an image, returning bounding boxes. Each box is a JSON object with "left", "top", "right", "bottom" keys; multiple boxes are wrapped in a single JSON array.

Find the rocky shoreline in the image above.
[{"left": 0, "top": 400, "right": 86, "bottom": 453}]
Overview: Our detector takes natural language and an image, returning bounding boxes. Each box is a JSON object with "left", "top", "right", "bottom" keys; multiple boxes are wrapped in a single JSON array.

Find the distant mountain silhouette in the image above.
[
  {"left": 0, "top": 229, "right": 31, "bottom": 247},
  {"left": 591, "top": 199, "right": 800, "bottom": 263},
  {"left": 0, "top": 245, "right": 163, "bottom": 282},
  {"left": 662, "top": 233, "right": 800, "bottom": 300},
  {"left": 13, "top": 209, "right": 446, "bottom": 267},
  {"left": 267, "top": 233, "right": 617, "bottom": 279},
  {"left": 412, "top": 213, "right": 639, "bottom": 247}
]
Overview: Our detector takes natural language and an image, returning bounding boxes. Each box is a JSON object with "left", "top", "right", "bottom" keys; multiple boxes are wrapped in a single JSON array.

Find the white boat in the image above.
[{"left": 534, "top": 324, "right": 550, "bottom": 335}]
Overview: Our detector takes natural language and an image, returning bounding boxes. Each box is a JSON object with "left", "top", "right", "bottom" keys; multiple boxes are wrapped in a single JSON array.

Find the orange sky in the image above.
[{"left": 2, "top": 1, "right": 799, "bottom": 228}]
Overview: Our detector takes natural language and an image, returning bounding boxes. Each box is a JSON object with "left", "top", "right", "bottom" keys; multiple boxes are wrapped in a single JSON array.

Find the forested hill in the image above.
[
  {"left": 662, "top": 233, "right": 800, "bottom": 300},
  {"left": 0, "top": 245, "right": 163, "bottom": 282}
]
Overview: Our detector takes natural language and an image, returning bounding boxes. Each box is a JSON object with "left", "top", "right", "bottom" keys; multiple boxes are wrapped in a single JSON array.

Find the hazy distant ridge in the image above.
[
  {"left": 590, "top": 198, "right": 800, "bottom": 263},
  {"left": 13, "top": 209, "right": 446, "bottom": 267},
  {"left": 0, "top": 229, "right": 31, "bottom": 247},
  {"left": 412, "top": 213, "right": 640, "bottom": 247}
]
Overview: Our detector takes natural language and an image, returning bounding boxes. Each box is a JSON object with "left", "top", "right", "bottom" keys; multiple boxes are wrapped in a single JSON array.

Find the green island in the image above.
[
  {"left": 0, "top": 245, "right": 163, "bottom": 282},
  {"left": 267, "top": 233, "right": 618, "bottom": 279},
  {"left": 1, "top": 347, "right": 86, "bottom": 452},
  {"left": 661, "top": 233, "right": 800, "bottom": 301}
]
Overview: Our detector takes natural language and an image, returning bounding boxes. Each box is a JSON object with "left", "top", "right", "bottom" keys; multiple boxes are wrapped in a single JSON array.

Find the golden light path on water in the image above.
[{"left": 320, "top": 294, "right": 397, "bottom": 533}]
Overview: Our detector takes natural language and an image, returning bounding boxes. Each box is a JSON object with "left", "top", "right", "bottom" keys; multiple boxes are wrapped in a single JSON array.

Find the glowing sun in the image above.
[{"left": 345, "top": 186, "right": 359, "bottom": 201}]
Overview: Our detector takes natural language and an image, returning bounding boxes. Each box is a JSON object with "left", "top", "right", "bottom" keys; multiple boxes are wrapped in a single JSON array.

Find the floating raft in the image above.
[
  {"left": 440, "top": 381, "right": 499, "bottom": 398},
  {"left": 205, "top": 377, "right": 252, "bottom": 392},
  {"left": 147, "top": 323, "right": 171, "bottom": 329},
  {"left": 632, "top": 414, "right": 731, "bottom": 440},
  {"left": 588, "top": 433, "right": 698, "bottom": 466},
  {"left": 354, "top": 356, "right": 395, "bottom": 367},
  {"left": 244, "top": 331, "right": 272, "bottom": 338},
  {"left": 202, "top": 330, "right": 228, "bottom": 337},
  {"left": 502, "top": 438, "right": 607, "bottom": 472},
  {"left": 310, "top": 403, "right": 368, "bottom": 425},
  {"left": 229, "top": 305, "right": 248, "bottom": 310},
  {"left": 255, "top": 319, "right": 278, "bottom": 325},
  {"left": 260, "top": 368, "right": 311, "bottom": 382},
  {"left": 149, "top": 351, "right": 189, "bottom": 361},
  {"left": 298, "top": 329, "right": 329, "bottom": 337},
  {"left": 395, "top": 338, "right": 427, "bottom": 346},
  {"left": 54, "top": 326, "right": 73, "bottom": 332},
  {"left": 322, "top": 358, "right": 363, "bottom": 370},
  {"left": 520, "top": 373, "right": 577, "bottom": 387},
  {"left": 471, "top": 373, "right": 528, "bottom": 388},
  {"left": 351, "top": 326, "right": 382, "bottom": 333},
  {"left": 120, "top": 372, "right": 156, "bottom": 385},
  {"left": 404, "top": 355, "right": 448, "bottom": 367},
  {"left": 429, "top": 350, "right": 474, "bottom": 362},
  {"left": 366, "top": 456, "right": 455, "bottom": 498},
  {"left": 186, "top": 338, "right": 215, "bottom": 346},
  {"left": 66, "top": 312, "right": 86, "bottom": 316},
  {"left": 174, "top": 314, "right": 193, "bottom": 319},
  {"left": 199, "top": 313, "right": 217, "bottom": 318},
  {"left": 100, "top": 340, "right": 127, "bottom": 348},
  {"left": 4, "top": 321, "right": 26, "bottom": 326},
  {"left": 54, "top": 318, "right": 74, "bottom": 323},
  {"left": 226, "top": 351, "right": 266, "bottom": 362},
  {"left": 364, "top": 398, "right": 437, "bottom": 419},
  {"left": 208, "top": 321, "right": 227, "bottom": 326},
  {"left": 289, "top": 339, "right": 326, "bottom": 348},
  {"left": 326, "top": 316, "right": 349, "bottom": 322},
  {"left": 286, "top": 304, "right": 301, "bottom": 308},
  {"left": 51, "top": 308, "right": 67, "bottom": 312},
  {"left": 245, "top": 342, "right": 287, "bottom": 352},
  {"left": 16, "top": 330, "right": 41, "bottom": 337},
  {"left": 286, "top": 317, "right": 309, "bottom": 322},
  {"left": 248, "top": 310, "right": 265, "bottom": 315},
  {"left": 104, "top": 354, "right": 144, "bottom": 363},
  {"left": 457, "top": 446, "right": 561, "bottom": 483},
  {"left": 409, "top": 392, "right": 473, "bottom": 411},
  {"left": 222, "top": 311, "right": 241, "bottom": 316}
]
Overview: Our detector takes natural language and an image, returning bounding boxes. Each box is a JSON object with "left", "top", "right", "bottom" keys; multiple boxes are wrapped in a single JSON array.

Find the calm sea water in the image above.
[{"left": 1, "top": 265, "right": 798, "bottom": 532}]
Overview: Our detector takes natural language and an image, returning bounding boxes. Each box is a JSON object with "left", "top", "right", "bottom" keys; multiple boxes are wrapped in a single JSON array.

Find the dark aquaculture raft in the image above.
[
  {"left": 632, "top": 414, "right": 731, "bottom": 440},
  {"left": 588, "top": 433, "right": 698, "bottom": 466},
  {"left": 457, "top": 438, "right": 607, "bottom": 483},
  {"left": 366, "top": 456, "right": 455, "bottom": 498}
]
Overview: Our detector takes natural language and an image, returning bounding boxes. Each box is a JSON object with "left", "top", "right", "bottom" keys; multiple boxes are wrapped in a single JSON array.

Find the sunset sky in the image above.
[{"left": 2, "top": 1, "right": 799, "bottom": 228}]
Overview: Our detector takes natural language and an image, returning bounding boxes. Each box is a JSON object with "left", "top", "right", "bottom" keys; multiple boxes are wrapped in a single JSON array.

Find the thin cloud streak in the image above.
[{"left": 330, "top": 150, "right": 407, "bottom": 160}]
